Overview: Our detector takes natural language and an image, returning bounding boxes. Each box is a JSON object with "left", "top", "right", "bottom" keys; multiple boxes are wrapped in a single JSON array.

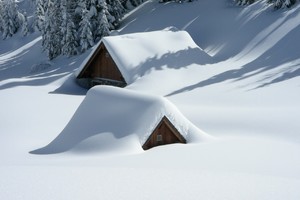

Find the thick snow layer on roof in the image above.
[
  {"left": 31, "top": 86, "right": 210, "bottom": 154},
  {"left": 76, "top": 28, "right": 212, "bottom": 83}
]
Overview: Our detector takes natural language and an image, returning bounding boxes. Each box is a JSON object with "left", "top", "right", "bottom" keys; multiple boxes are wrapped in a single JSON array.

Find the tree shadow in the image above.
[
  {"left": 167, "top": 8, "right": 300, "bottom": 96},
  {"left": 119, "top": 0, "right": 236, "bottom": 54},
  {"left": 0, "top": 35, "right": 90, "bottom": 95},
  {"left": 254, "top": 65, "right": 300, "bottom": 89},
  {"left": 0, "top": 36, "right": 43, "bottom": 82},
  {"left": 129, "top": 46, "right": 213, "bottom": 81}
]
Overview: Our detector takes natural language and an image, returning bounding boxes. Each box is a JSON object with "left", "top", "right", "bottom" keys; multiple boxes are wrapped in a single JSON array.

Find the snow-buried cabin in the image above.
[
  {"left": 31, "top": 86, "right": 210, "bottom": 154},
  {"left": 76, "top": 28, "right": 211, "bottom": 88}
]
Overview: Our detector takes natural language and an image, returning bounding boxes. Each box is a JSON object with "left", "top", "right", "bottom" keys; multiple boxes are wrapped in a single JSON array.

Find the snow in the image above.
[{"left": 1, "top": 0, "right": 300, "bottom": 199}]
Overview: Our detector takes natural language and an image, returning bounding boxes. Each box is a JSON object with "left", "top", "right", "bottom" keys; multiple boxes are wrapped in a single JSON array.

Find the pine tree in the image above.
[
  {"left": 93, "top": 0, "right": 111, "bottom": 40},
  {"left": 75, "top": 0, "right": 85, "bottom": 15},
  {"left": 235, "top": 0, "right": 256, "bottom": 5},
  {"left": 34, "top": 0, "right": 46, "bottom": 31},
  {"left": 106, "top": 0, "right": 125, "bottom": 27},
  {"left": 102, "top": 1, "right": 116, "bottom": 30},
  {"left": 20, "top": 12, "right": 29, "bottom": 36},
  {"left": 43, "top": 0, "right": 55, "bottom": 59},
  {"left": 30, "top": 0, "right": 146, "bottom": 58},
  {"left": 79, "top": 5, "right": 94, "bottom": 52},
  {"left": 283, "top": 0, "right": 296, "bottom": 8},
  {"left": 237, "top": 0, "right": 297, "bottom": 8},
  {"left": 127, "top": 0, "right": 145, "bottom": 7},
  {"left": 61, "top": 0, "right": 78, "bottom": 56},
  {"left": 42, "top": 0, "right": 62, "bottom": 59},
  {"left": 75, "top": 0, "right": 87, "bottom": 25},
  {"left": 1, "top": 0, "right": 20, "bottom": 39},
  {"left": 274, "top": 0, "right": 284, "bottom": 9},
  {"left": 268, "top": 0, "right": 296, "bottom": 9},
  {"left": 53, "top": 0, "right": 63, "bottom": 53},
  {"left": 88, "top": 0, "right": 100, "bottom": 39},
  {"left": 97, "top": 9, "right": 110, "bottom": 39},
  {"left": 0, "top": 1, "right": 4, "bottom": 33},
  {"left": 128, "top": 0, "right": 139, "bottom": 7}
]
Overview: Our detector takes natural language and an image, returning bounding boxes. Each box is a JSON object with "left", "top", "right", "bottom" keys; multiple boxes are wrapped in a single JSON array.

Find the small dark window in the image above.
[
  {"left": 105, "top": 52, "right": 110, "bottom": 58},
  {"left": 157, "top": 134, "right": 162, "bottom": 142}
]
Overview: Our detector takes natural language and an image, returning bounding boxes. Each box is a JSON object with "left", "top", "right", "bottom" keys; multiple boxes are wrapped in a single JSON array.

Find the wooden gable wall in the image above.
[
  {"left": 77, "top": 43, "right": 126, "bottom": 87},
  {"left": 142, "top": 116, "right": 187, "bottom": 150}
]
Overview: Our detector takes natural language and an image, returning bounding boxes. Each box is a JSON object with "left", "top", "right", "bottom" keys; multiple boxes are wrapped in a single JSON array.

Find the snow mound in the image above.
[{"left": 31, "top": 86, "right": 210, "bottom": 154}]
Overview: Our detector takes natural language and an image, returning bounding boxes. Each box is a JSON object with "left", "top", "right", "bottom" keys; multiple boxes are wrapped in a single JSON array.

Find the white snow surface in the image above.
[{"left": 1, "top": 0, "right": 300, "bottom": 199}]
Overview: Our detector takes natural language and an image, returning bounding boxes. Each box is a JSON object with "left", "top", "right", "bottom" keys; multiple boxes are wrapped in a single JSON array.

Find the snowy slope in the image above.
[{"left": 0, "top": 0, "right": 300, "bottom": 199}]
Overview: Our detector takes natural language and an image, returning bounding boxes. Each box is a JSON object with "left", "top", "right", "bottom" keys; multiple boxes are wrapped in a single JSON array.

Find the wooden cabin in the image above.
[
  {"left": 76, "top": 43, "right": 127, "bottom": 88},
  {"left": 76, "top": 29, "right": 211, "bottom": 89},
  {"left": 31, "top": 85, "right": 203, "bottom": 154},
  {"left": 142, "top": 116, "right": 186, "bottom": 150}
]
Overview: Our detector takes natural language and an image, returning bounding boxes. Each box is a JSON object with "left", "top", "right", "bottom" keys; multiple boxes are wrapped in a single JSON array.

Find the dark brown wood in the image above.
[
  {"left": 77, "top": 43, "right": 126, "bottom": 87},
  {"left": 142, "top": 116, "right": 186, "bottom": 150}
]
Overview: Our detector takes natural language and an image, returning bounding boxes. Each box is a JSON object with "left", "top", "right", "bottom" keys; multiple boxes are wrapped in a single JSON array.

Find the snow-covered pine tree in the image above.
[
  {"left": 236, "top": 0, "right": 297, "bottom": 8},
  {"left": 274, "top": 0, "right": 284, "bottom": 8},
  {"left": 93, "top": 0, "right": 110, "bottom": 40},
  {"left": 283, "top": 0, "right": 296, "bottom": 8},
  {"left": 34, "top": 0, "right": 146, "bottom": 58},
  {"left": 88, "top": 0, "right": 100, "bottom": 40},
  {"left": 102, "top": 1, "right": 117, "bottom": 30},
  {"left": 61, "top": 0, "right": 78, "bottom": 56},
  {"left": 0, "top": 1, "right": 3, "bottom": 33},
  {"left": 128, "top": 0, "right": 145, "bottom": 7},
  {"left": 275, "top": 0, "right": 296, "bottom": 8},
  {"left": 128, "top": 0, "right": 139, "bottom": 7},
  {"left": 53, "top": 0, "right": 63, "bottom": 54},
  {"left": 67, "top": 0, "right": 80, "bottom": 26},
  {"left": 106, "top": 0, "right": 125, "bottom": 27},
  {"left": 61, "top": 15, "right": 78, "bottom": 56},
  {"left": 42, "top": 0, "right": 63, "bottom": 59},
  {"left": 75, "top": 0, "right": 85, "bottom": 13},
  {"left": 235, "top": 0, "right": 256, "bottom": 5},
  {"left": 61, "top": 0, "right": 67, "bottom": 45},
  {"left": 68, "top": 0, "right": 81, "bottom": 26},
  {"left": 33, "top": 0, "right": 46, "bottom": 31},
  {"left": 96, "top": 9, "right": 110, "bottom": 39},
  {"left": 75, "top": 0, "right": 84, "bottom": 15},
  {"left": 137, "top": 0, "right": 146, "bottom": 5},
  {"left": 79, "top": 4, "right": 94, "bottom": 52},
  {"left": 1, "top": 0, "right": 20, "bottom": 39},
  {"left": 267, "top": 0, "right": 296, "bottom": 9},
  {"left": 20, "top": 12, "right": 29, "bottom": 36},
  {"left": 86, "top": 0, "right": 116, "bottom": 41},
  {"left": 42, "top": 0, "right": 55, "bottom": 59}
]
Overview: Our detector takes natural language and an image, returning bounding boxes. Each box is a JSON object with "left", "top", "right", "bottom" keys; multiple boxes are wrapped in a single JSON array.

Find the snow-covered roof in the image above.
[
  {"left": 76, "top": 28, "right": 212, "bottom": 84},
  {"left": 32, "top": 86, "right": 210, "bottom": 154}
]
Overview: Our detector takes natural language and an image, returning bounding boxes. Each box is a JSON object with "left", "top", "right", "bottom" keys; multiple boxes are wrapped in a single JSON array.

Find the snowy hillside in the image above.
[{"left": 1, "top": 0, "right": 300, "bottom": 199}]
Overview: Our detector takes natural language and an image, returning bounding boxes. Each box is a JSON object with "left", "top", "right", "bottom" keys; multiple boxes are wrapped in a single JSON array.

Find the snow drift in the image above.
[{"left": 31, "top": 85, "right": 210, "bottom": 154}]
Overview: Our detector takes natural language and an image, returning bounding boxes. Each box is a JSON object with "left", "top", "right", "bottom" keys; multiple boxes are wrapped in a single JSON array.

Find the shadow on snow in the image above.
[{"left": 167, "top": 6, "right": 300, "bottom": 96}]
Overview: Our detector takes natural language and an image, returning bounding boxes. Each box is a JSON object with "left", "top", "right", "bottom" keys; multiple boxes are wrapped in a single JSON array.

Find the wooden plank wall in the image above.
[
  {"left": 79, "top": 43, "right": 125, "bottom": 82},
  {"left": 91, "top": 44, "right": 124, "bottom": 81},
  {"left": 142, "top": 117, "right": 186, "bottom": 150}
]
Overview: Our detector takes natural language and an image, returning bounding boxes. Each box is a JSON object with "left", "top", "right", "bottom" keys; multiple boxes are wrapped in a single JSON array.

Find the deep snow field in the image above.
[{"left": 1, "top": 0, "right": 300, "bottom": 199}]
